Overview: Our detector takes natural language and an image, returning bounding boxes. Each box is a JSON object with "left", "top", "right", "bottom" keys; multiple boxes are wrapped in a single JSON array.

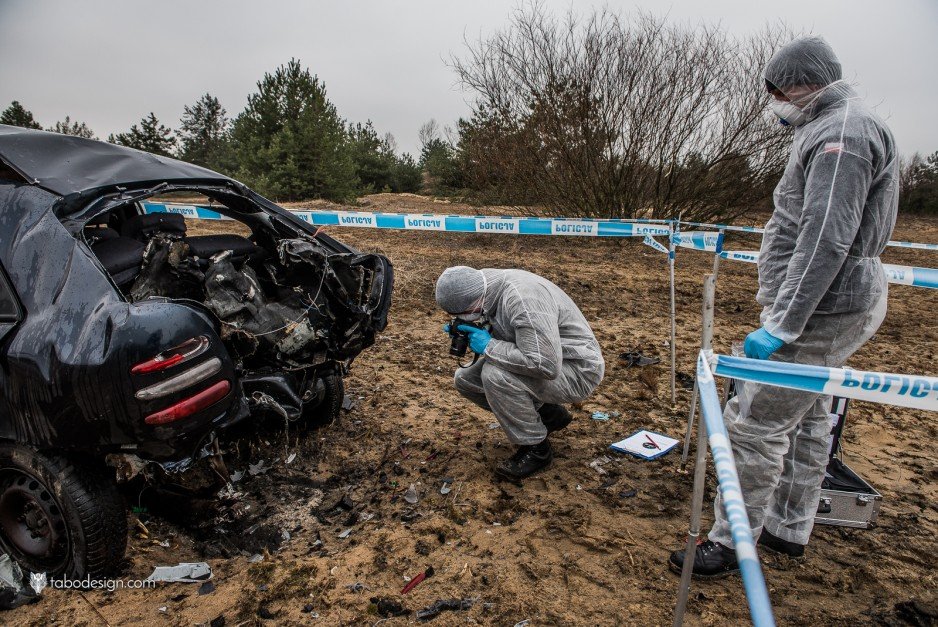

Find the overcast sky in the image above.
[{"left": 1, "top": 0, "right": 935, "bottom": 158}]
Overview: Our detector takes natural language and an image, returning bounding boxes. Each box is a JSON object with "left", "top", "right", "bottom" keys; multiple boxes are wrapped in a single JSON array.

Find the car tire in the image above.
[
  {"left": 303, "top": 372, "right": 344, "bottom": 426},
  {"left": 0, "top": 444, "right": 127, "bottom": 579}
]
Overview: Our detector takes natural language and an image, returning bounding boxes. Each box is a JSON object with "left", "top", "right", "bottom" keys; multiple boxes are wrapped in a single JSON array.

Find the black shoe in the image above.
[
  {"left": 495, "top": 440, "right": 553, "bottom": 481},
  {"left": 758, "top": 529, "right": 805, "bottom": 557},
  {"left": 538, "top": 404, "right": 572, "bottom": 433},
  {"left": 668, "top": 540, "right": 739, "bottom": 579}
]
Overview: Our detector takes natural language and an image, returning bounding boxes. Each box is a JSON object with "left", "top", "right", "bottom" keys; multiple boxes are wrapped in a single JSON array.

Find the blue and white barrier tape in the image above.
[
  {"left": 696, "top": 353, "right": 776, "bottom": 627},
  {"left": 681, "top": 220, "right": 937, "bottom": 251},
  {"left": 143, "top": 203, "right": 937, "bottom": 287},
  {"left": 291, "top": 210, "right": 673, "bottom": 237},
  {"left": 672, "top": 231, "right": 722, "bottom": 252},
  {"left": 719, "top": 250, "right": 760, "bottom": 264},
  {"left": 887, "top": 240, "right": 938, "bottom": 251},
  {"left": 642, "top": 235, "right": 670, "bottom": 255},
  {"left": 718, "top": 250, "right": 938, "bottom": 290},
  {"left": 144, "top": 202, "right": 230, "bottom": 220},
  {"left": 709, "top": 352, "right": 938, "bottom": 412},
  {"left": 146, "top": 204, "right": 937, "bottom": 250},
  {"left": 143, "top": 202, "right": 672, "bottom": 237},
  {"left": 884, "top": 264, "right": 938, "bottom": 289}
]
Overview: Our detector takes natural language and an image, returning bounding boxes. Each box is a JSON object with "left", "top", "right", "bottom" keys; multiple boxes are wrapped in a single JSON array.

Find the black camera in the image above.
[{"left": 448, "top": 317, "right": 484, "bottom": 358}]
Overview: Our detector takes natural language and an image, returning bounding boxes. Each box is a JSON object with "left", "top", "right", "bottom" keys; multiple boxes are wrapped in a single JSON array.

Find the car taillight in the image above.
[
  {"left": 131, "top": 336, "right": 210, "bottom": 375},
  {"left": 135, "top": 357, "right": 223, "bottom": 401},
  {"left": 144, "top": 380, "right": 231, "bottom": 426}
]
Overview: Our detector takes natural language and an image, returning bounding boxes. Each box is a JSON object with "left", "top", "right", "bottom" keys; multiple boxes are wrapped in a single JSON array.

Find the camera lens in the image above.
[{"left": 450, "top": 334, "right": 468, "bottom": 357}]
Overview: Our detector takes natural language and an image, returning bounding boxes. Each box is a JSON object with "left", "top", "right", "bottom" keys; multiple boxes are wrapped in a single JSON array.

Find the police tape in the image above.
[
  {"left": 672, "top": 231, "right": 722, "bottom": 252},
  {"left": 143, "top": 202, "right": 673, "bottom": 237},
  {"left": 291, "top": 210, "right": 673, "bottom": 237},
  {"left": 642, "top": 235, "right": 670, "bottom": 254},
  {"left": 681, "top": 220, "right": 938, "bottom": 252},
  {"left": 143, "top": 203, "right": 937, "bottom": 287},
  {"left": 146, "top": 203, "right": 936, "bottom": 250},
  {"left": 708, "top": 352, "right": 938, "bottom": 412},
  {"left": 887, "top": 240, "right": 938, "bottom": 251},
  {"left": 695, "top": 353, "right": 776, "bottom": 627},
  {"left": 144, "top": 202, "right": 231, "bottom": 220},
  {"left": 719, "top": 250, "right": 760, "bottom": 264},
  {"left": 884, "top": 264, "right": 938, "bottom": 288},
  {"left": 717, "top": 251, "right": 938, "bottom": 289}
]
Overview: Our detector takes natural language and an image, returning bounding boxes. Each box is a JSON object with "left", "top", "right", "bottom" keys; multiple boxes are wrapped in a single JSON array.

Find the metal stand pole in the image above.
[
  {"left": 673, "top": 275, "right": 716, "bottom": 626},
  {"left": 712, "top": 229, "right": 725, "bottom": 281},
  {"left": 680, "top": 382, "right": 698, "bottom": 468},
  {"left": 681, "top": 275, "right": 716, "bottom": 467},
  {"left": 669, "top": 224, "right": 677, "bottom": 405},
  {"left": 673, "top": 400, "right": 709, "bottom": 626}
]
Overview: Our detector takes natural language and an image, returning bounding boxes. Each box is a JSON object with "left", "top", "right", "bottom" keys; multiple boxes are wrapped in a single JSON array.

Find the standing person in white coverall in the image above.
[
  {"left": 670, "top": 36, "right": 899, "bottom": 577},
  {"left": 435, "top": 266, "right": 605, "bottom": 481}
]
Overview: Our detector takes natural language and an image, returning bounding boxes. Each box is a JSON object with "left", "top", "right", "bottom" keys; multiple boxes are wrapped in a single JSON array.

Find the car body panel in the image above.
[
  {"left": 0, "top": 124, "right": 235, "bottom": 202},
  {"left": 0, "top": 182, "right": 244, "bottom": 460}
]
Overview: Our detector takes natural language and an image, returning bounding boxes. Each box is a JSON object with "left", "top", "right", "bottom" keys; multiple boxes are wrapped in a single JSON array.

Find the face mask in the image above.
[
  {"left": 459, "top": 311, "right": 483, "bottom": 322},
  {"left": 769, "top": 79, "right": 846, "bottom": 127},
  {"left": 475, "top": 270, "right": 489, "bottom": 318},
  {"left": 770, "top": 100, "right": 807, "bottom": 127}
]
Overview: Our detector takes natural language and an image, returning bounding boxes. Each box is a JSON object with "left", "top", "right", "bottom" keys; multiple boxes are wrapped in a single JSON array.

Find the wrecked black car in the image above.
[{"left": 0, "top": 125, "right": 392, "bottom": 578}]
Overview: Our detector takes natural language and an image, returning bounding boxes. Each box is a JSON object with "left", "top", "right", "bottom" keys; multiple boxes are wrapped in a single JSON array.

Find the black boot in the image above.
[
  {"left": 538, "top": 403, "right": 572, "bottom": 433},
  {"left": 758, "top": 529, "right": 805, "bottom": 557},
  {"left": 668, "top": 540, "right": 739, "bottom": 579},
  {"left": 495, "top": 439, "right": 553, "bottom": 481}
]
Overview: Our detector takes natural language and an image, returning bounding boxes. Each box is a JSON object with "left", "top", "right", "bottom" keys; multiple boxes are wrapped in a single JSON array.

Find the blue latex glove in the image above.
[
  {"left": 457, "top": 324, "right": 492, "bottom": 354},
  {"left": 744, "top": 327, "right": 785, "bottom": 360}
]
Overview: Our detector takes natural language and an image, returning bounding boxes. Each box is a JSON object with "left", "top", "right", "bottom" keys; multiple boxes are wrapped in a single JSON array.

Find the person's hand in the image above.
[
  {"left": 457, "top": 325, "right": 492, "bottom": 354},
  {"left": 744, "top": 327, "right": 785, "bottom": 360}
]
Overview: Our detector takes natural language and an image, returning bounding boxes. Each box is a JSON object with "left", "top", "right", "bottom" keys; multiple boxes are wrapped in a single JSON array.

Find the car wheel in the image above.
[
  {"left": 303, "top": 372, "right": 344, "bottom": 425},
  {"left": 0, "top": 444, "right": 127, "bottom": 578}
]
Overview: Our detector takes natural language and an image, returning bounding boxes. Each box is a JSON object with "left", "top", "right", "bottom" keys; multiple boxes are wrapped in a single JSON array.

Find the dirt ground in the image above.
[{"left": 16, "top": 194, "right": 937, "bottom": 626}]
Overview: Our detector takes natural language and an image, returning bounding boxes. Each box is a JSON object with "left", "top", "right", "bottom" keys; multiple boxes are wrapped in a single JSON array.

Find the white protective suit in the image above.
[
  {"left": 709, "top": 36, "right": 899, "bottom": 548},
  {"left": 438, "top": 268, "right": 605, "bottom": 445}
]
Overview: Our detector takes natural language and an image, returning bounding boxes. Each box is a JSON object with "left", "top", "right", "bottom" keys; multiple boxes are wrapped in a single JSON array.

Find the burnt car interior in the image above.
[
  {"left": 85, "top": 209, "right": 261, "bottom": 289},
  {"left": 81, "top": 188, "right": 389, "bottom": 424}
]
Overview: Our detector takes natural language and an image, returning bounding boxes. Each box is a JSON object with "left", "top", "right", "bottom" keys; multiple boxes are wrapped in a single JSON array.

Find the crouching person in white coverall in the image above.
[
  {"left": 670, "top": 35, "right": 898, "bottom": 578},
  {"left": 435, "top": 266, "right": 605, "bottom": 481}
]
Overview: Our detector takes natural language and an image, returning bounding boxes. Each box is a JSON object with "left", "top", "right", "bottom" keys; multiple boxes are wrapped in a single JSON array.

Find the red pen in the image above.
[{"left": 644, "top": 433, "right": 661, "bottom": 450}]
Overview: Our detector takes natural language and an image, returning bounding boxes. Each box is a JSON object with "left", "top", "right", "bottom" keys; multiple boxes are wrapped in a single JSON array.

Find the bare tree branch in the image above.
[{"left": 451, "top": 5, "right": 795, "bottom": 220}]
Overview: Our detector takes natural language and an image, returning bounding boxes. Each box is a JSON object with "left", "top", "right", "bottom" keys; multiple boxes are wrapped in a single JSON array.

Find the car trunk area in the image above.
[{"left": 82, "top": 196, "right": 390, "bottom": 423}]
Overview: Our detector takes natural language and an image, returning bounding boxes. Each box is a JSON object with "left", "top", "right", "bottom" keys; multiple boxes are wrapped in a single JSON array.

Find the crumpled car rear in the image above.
[{"left": 0, "top": 184, "right": 243, "bottom": 461}]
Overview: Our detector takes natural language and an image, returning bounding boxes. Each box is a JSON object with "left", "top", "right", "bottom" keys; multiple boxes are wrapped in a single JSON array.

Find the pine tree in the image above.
[
  {"left": 47, "top": 116, "right": 96, "bottom": 138},
  {"left": 419, "top": 136, "right": 463, "bottom": 194},
  {"left": 178, "top": 94, "right": 230, "bottom": 170},
  {"left": 899, "top": 151, "right": 938, "bottom": 214},
  {"left": 391, "top": 152, "right": 422, "bottom": 193},
  {"left": 230, "top": 59, "right": 358, "bottom": 201},
  {"left": 108, "top": 112, "right": 176, "bottom": 157},
  {"left": 349, "top": 121, "right": 397, "bottom": 192},
  {"left": 0, "top": 101, "right": 42, "bottom": 129}
]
